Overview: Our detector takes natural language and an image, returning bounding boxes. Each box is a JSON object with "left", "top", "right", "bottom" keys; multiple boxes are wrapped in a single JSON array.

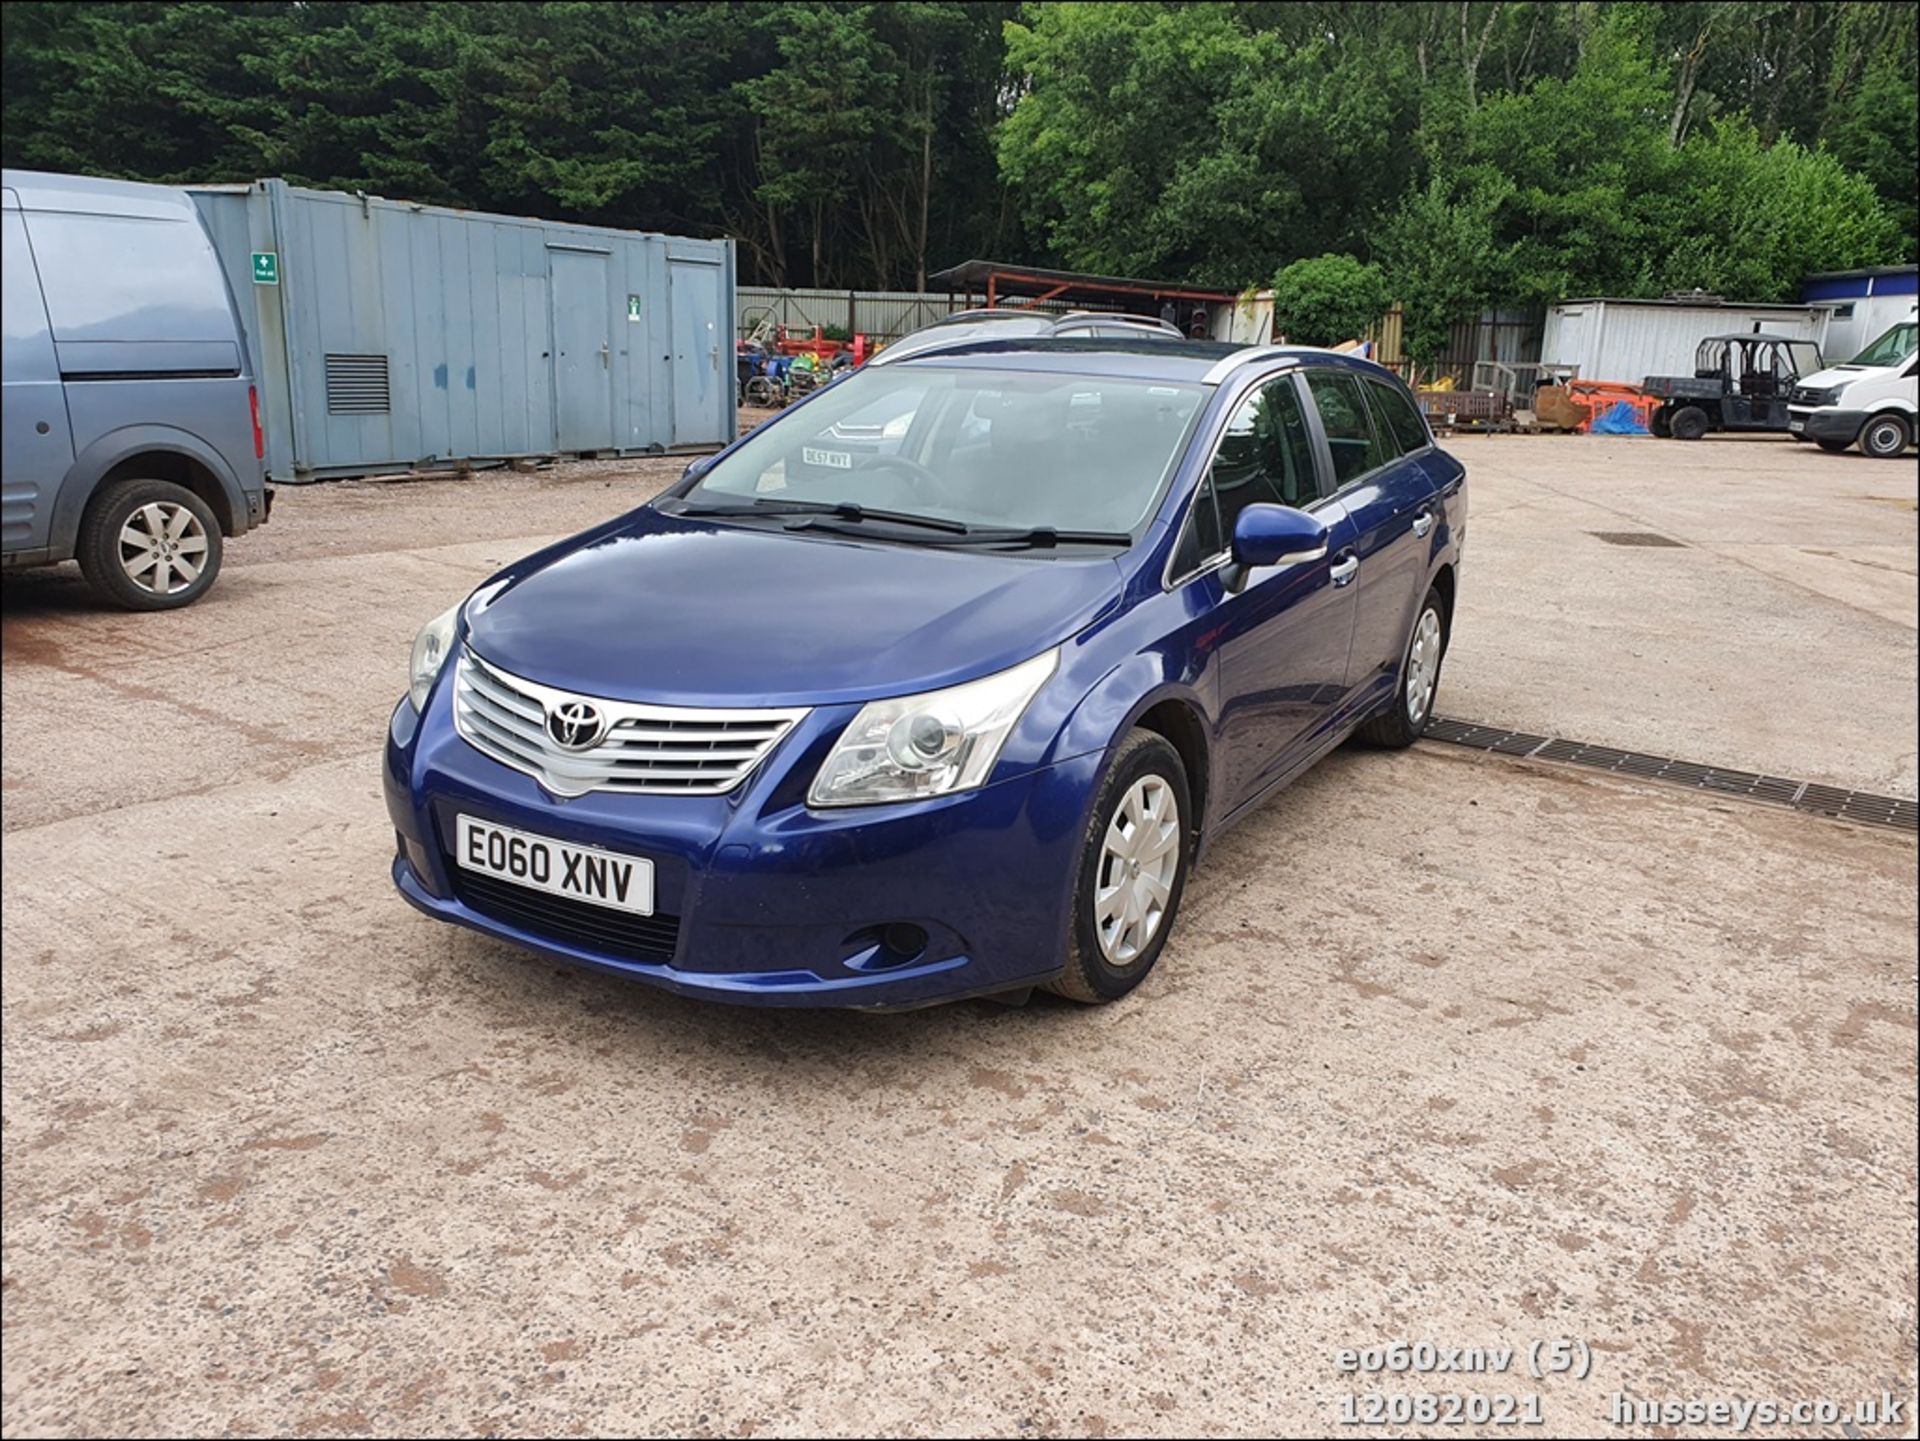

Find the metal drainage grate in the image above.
[
  {"left": 1590, "top": 530, "right": 1687, "bottom": 548},
  {"left": 1423, "top": 718, "right": 1918, "bottom": 834}
]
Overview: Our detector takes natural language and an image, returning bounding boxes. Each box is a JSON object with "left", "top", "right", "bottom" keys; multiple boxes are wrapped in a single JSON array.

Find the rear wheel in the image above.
[
  {"left": 76, "top": 478, "right": 223, "bottom": 610},
  {"left": 1669, "top": 405, "right": 1710, "bottom": 441},
  {"left": 1048, "top": 729, "right": 1191, "bottom": 1004},
  {"left": 1860, "top": 413, "right": 1911, "bottom": 459},
  {"left": 1356, "top": 587, "right": 1448, "bottom": 748}
]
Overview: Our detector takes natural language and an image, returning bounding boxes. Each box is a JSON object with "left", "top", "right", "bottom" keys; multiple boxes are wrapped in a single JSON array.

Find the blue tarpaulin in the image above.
[{"left": 1591, "top": 400, "right": 1650, "bottom": 435}]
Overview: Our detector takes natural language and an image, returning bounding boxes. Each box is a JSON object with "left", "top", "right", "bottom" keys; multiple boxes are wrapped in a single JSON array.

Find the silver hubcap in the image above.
[
  {"left": 119, "top": 502, "right": 208, "bottom": 596},
  {"left": 1406, "top": 607, "right": 1443, "bottom": 726},
  {"left": 1094, "top": 775, "right": 1180, "bottom": 966},
  {"left": 1868, "top": 422, "right": 1901, "bottom": 453}
]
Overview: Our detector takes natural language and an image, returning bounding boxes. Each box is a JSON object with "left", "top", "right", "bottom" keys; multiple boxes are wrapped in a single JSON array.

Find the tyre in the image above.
[
  {"left": 1816, "top": 437, "right": 1853, "bottom": 453},
  {"left": 1048, "top": 729, "right": 1192, "bottom": 1004},
  {"left": 1669, "top": 405, "right": 1710, "bottom": 441},
  {"left": 1860, "top": 413, "right": 1911, "bottom": 460},
  {"left": 1650, "top": 408, "right": 1671, "bottom": 438},
  {"left": 75, "top": 478, "right": 223, "bottom": 610},
  {"left": 1355, "top": 586, "right": 1448, "bottom": 749},
  {"left": 743, "top": 376, "right": 776, "bottom": 407}
]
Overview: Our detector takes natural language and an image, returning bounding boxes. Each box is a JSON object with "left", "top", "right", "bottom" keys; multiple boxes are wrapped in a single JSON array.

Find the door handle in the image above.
[
  {"left": 599, "top": 343, "right": 611, "bottom": 369},
  {"left": 1411, "top": 510, "right": 1434, "bottom": 538},
  {"left": 1330, "top": 554, "right": 1359, "bottom": 587}
]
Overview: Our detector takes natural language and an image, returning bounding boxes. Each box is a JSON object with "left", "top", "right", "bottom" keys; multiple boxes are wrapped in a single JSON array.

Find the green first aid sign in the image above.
[{"left": 251, "top": 251, "right": 279, "bottom": 285}]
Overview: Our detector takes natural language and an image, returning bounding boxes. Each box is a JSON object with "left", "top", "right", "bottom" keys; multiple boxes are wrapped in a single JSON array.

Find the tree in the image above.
[
  {"left": 1378, "top": 170, "right": 1514, "bottom": 363},
  {"left": 1269, "top": 255, "right": 1390, "bottom": 345},
  {"left": 1, "top": 1, "right": 1912, "bottom": 289}
]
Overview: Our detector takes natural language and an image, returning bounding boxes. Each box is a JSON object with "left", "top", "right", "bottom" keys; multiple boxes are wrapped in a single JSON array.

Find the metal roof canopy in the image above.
[
  {"left": 1802, "top": 265, "right": 1918, "bottom": 282},
  {"left": 1556, "top": 296, "right": 1818, "bottom": 310},
  {"left": 926, "top": 259, "right": 1239, "bottom": 312}
]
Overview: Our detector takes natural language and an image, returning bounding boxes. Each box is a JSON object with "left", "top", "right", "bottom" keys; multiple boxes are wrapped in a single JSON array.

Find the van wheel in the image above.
[
  {"left": 1669, "top": 406, "right": 1710, "bottom": 441},
  {"left": 76, "top": 478, "right": 223, "bottom": 610},
  {"left": 1861, "top": 414, "right": 1911, "bottom": 459},
  {"left": 1815, "top": 438, "right": 1853, "bottom": 453},
  {"left": 1048, "top": 729, "right": 1191, "bottom": 1004},
  {"left": 1356, "top": 587, "right": 1448, "bottom": 748}
]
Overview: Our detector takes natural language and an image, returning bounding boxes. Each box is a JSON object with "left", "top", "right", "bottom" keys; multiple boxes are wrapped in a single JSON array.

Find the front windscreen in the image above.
[
  {"left": 684, "top": 365, "right": 1207, "bottom": 534},
  {"left": 1847, "top": 321, "right": 1918, "bottom": 368}
]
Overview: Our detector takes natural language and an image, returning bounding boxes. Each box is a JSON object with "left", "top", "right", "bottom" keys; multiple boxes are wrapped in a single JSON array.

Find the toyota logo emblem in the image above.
[{"left": 546, "top": 699, "right": 607, "bottom": 751}]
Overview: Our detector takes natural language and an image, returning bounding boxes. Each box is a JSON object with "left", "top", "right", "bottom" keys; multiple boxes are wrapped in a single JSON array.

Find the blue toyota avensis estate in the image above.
[{"left": 385, "top": 338, "right": 1465, "bottom": 1008}]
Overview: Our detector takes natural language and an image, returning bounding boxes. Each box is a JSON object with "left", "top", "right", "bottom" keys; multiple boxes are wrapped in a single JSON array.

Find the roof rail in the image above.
[
  {"left": 866, "top": 333, "right": 995, "bottom": 366},
  {"left": 1198, "top": 344, "right": 1330, "bottom": 385}
]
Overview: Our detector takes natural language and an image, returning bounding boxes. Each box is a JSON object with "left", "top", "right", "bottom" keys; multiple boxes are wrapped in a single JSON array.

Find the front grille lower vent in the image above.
[
  {"left": 451, "top": 868, "right": 682, "bottom": 964},
  {"left": 324, "top": 353, "right": 391, "bottom": 414},
  {"left": 453, "top": 649, "right": 809, "bottom": 798}
]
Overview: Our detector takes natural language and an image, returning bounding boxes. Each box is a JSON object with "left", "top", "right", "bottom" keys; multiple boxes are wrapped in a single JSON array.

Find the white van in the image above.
[{"left": 1785, "top": 314, "right": 1919, "bottom": 459}]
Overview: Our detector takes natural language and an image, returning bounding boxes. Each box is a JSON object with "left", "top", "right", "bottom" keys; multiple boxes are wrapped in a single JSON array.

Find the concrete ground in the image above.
[
  {"left": 2, "top": 434, "right": 1915, "bottom": 1437},
  {"left": 1442, "top": 431, "right": 1918, "bottom": 798}
]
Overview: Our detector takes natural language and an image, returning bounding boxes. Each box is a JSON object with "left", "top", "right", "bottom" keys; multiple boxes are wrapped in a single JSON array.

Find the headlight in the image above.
[
  {"left": 408, "top": 603, "right": 461, "bottom": 711},
  {"left": 808, "top": 649, "right": 1058, "bottom": 807}
]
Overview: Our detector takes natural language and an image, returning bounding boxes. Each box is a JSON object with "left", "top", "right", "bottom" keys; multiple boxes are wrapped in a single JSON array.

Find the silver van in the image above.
[{"left": 3, "top": 169, "right": 269, "bottom": 608}]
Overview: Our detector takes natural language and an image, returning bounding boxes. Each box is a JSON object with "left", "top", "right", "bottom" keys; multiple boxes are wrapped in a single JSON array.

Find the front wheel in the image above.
[
  {"left": 1048, "top": 729, "right": 1191, "bottom": 1004},
  {"left": 75, "top": 478, "right": 223, "bottom": 610},
  {"left": 1669, "top": 405, "right": 1710, "bottom": 441},
  {"left": 1860, "top": 413, "right": 1912, "bottom": 459},
  {"left": 1650, "top": 408, "right": 1671, "bottom": 438},
  {"left": 1816, "top": 437, "right": 1853, "bottom": 453},
  {"left": 1355, "top": 587, "right": 1448, "bottom": 748}
]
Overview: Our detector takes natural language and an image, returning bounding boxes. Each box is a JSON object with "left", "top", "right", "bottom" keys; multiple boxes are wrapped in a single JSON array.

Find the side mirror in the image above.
[{"left": 1223, "top": 504, "right": 1328, "bottom": 592}]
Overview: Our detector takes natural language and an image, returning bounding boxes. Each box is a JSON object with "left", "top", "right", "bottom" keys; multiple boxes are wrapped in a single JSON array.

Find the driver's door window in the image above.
[{"left": 1170, "top": 376, "right": 1320, "bottom": 579}]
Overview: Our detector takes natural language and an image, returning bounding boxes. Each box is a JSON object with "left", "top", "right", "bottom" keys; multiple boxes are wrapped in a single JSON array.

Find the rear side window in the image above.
[
  {"left": 1363, "top": 377, "right": 1431, "bottom": 455},
  {"left": 1305, "top": 371, "right": 1392, "bottom": 486}
]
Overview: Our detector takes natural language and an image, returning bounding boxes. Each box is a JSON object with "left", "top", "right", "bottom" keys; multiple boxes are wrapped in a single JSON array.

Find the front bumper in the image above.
[
  {"left": 383, "top": 686, "right": 1099, "bottom": 1008},
  {"left": 1786, "top": 407, "right": 1866, "bottom": 444}
]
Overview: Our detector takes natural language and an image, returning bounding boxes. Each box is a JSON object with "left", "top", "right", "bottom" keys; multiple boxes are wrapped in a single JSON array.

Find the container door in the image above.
[
  {"left": 1, "top": 202, "right": 74, "bottom": 554},
  {"left": 669, "top": 258, "right": 725, "bottom": 447},
  {"left": 549, "top": 248, "right": 613, "bottom": 452}
]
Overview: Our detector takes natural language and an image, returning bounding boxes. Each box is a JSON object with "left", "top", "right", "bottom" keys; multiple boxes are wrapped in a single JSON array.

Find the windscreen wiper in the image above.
[
  {"left": 936, "top": 526, "right": 1135, "bottom": 549},
  {"left": 666, "top": 498, "right": 970, "bottom": 534}
]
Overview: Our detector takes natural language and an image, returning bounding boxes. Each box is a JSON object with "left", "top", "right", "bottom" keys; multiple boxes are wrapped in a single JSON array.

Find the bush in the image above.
[{"left": 1270, "top": 254, "right": 1390, "bottom": 347}]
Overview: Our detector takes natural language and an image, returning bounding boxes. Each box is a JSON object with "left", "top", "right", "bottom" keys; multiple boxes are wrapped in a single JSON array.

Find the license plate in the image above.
[
  {"left": 1789, "top": 419, "right": 1805, "bottom": 431},
  {"left": 454, "top": 815, "right": 653, "bottom": 915},
  {"left": 802, "top": 445, "right": 852, "bottom": 469}
]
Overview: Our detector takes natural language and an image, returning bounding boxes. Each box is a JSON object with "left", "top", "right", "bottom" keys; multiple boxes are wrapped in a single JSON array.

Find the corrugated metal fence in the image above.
[
  {"left": 1368, "top": 305, "right": 1545, "bottom": 385},
  {"left": 738, "top": 287, "right": 972, "bottom": 342},
  {"left": 738, "top": 286, "right": 1548, "bottom": 384},
  {"left": 737, "top": 286, "right": 1093, "bottom": 342}
]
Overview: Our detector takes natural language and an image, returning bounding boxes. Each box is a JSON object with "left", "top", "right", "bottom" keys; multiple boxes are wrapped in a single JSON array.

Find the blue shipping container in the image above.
[{"left": 191, "top": 180, "right": 735, "bottom": 481}]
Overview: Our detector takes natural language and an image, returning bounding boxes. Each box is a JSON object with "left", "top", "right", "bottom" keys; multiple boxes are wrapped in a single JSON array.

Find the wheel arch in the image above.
[
  {"left": 1053, "top": 658, "right": 1216, "bottom": 839},
  {"left": 1429, "top": 561, "right": 1457, "bottom": 637},
  {"left": 50, "top": 427, "right": 247, "bottom": 560}
]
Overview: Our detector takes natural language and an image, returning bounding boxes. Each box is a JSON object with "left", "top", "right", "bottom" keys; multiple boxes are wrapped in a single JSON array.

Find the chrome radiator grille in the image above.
[{"left": 452, "top": 650, "right": 808, "bottom": 798}]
